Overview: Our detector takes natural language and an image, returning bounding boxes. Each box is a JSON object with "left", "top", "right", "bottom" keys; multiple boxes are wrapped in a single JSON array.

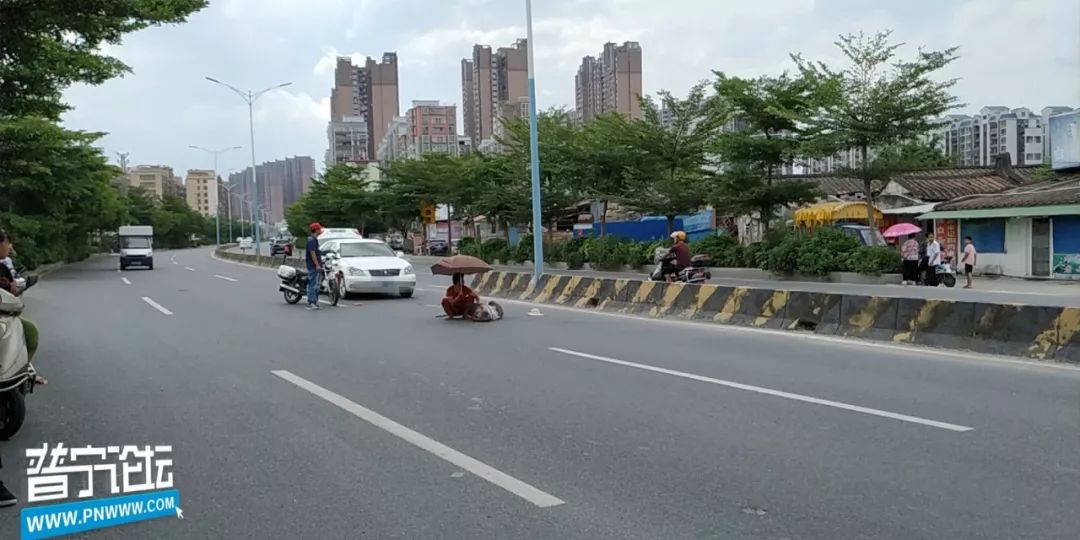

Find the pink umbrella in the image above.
[{"left": 883, "top": 222, "right": 922, "bottom": 239}]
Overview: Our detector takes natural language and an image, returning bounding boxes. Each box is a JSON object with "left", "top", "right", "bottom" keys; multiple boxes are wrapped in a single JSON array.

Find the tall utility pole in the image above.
[
  {"left": 205, "top": 77, "right": 291, "bottom": 257},
  {"left": 221, "top": 181, "right": 238, "bottom": 242},
  {"left": 189, "top": 145, "right": 241, "bottom": 245},
  {"left": 525, "top": 0, "right": 544, "bottom": 280}
]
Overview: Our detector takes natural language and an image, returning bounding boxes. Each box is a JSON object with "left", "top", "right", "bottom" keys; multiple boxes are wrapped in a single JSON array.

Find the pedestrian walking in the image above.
[
  {"left": 961, "top": 236, "right": 977, "bottom": 288},
  {"left": 304, "top": 222, "right": 324, "bottom": 310},
  {"left": 901, "top": 235, "right": 920, "bottom": 285},
  {"left": 925, "top": 232, "right": 942, "bottom": 287}
]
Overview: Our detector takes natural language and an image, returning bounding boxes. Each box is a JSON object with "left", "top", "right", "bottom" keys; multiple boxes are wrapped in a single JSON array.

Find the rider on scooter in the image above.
[{"left": 662, "top": 231, "right": 691, "bottom": 282}]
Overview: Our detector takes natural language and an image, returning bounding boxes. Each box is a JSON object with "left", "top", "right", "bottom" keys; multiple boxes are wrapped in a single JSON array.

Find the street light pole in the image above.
[
  {"left": 189, "top": 145, "right": 241, "bottom": 245},
  {"left": 221, "top": 179, "right": 238, "bottom": 242},
  {"left": 525, "top": 0, "right": 544, "bottom": 281},
  {"left": 205, "top": 77, "right": 291, "bottom": 257}
]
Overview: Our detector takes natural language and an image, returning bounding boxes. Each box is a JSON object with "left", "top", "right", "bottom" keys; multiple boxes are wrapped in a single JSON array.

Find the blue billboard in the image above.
[{"left": 1050, "top": 111, "right": 1080, "bottom": 170}]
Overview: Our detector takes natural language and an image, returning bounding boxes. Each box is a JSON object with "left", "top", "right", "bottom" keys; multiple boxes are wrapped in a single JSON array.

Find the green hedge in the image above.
[{"left": 450, "top": 229, "right": 901, "bottom": 276}]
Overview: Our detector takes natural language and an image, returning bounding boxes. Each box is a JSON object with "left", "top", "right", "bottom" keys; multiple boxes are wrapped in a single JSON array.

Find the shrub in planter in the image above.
[
  {"left": 511, "top": 235, "right": 532, "bottom": 263},
  {"left": 743, "top": 242, "right": 767, "bottom": 268},
  {"left": 481, "top": 238, "right": 509, "bottom": 263},
  {"left": 566, "top": 250, "right": 586, "bottom": 269},
  {"left": 692, "top": 235, "right": 737, "bottom": 263},
  {"left": 588, "top": 236, "right": 629, "bottom": 270},
  {"left": 762, "top": 237, "right": 799, "bottom": 273},
  {"left": 850, "top": 245, "right": 902, "bottom": 275},
  {"left": 457, "top": 237, "right": 482, "bottom": 258},
  {"left": 793, "top": 227, "right": 858, "bottom": 275},
  {"left": 544, "top": 241, "right": 564, "bottom": 263}
]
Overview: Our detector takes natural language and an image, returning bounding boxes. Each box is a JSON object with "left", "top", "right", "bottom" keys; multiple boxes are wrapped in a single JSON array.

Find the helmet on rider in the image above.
[
  {"left": 309, "top": 222, "right": 323, "bottom": 234},
  {"left": 670, "top": 230, "right": 687, "bottom": 242}
]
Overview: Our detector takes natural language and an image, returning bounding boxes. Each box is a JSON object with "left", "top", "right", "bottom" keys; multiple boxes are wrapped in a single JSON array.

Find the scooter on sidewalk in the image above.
[
  {"left": 0, "top": 288, "right": 38, "bottom": 440},
  {"left": 935, "top": 256, "right": 957, "bottom": 288}
]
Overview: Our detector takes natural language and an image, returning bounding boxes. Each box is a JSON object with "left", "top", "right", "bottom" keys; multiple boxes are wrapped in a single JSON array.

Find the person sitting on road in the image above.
[
  {"left": 442, "top": 273, "right": 479, "bottom": 319},
  {"left": 662, "top": 231, "right": 691, "bottom": 281}
]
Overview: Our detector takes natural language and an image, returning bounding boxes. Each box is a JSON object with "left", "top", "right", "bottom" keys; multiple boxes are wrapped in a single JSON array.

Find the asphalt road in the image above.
[{"left": 2, "top": 247, "right": 1079, "bottom": 539}]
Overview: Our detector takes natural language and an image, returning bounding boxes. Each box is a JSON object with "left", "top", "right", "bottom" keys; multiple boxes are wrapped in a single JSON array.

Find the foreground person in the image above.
[{"left": 441, "top": 273, "right": 479, "bottom": 319}]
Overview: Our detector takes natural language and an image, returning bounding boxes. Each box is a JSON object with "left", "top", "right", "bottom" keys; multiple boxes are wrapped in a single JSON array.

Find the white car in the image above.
[
  {"left": 238, "top": 237, "right": 254, "bottom": 250},
  {"left": 317, "top": 228, "right": 363, "bottom": 248},
  {"left": 321, "top": 239, "right": 416, "bottom": 298}
]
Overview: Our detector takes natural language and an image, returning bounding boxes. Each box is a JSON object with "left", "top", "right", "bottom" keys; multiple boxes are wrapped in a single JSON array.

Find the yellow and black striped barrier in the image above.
[{"left": 472, "top": 271, "right": 1080, "bottom": 364}]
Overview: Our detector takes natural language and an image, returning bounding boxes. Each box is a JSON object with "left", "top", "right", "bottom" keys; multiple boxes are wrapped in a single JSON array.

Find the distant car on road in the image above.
[
  {"left": 321, "top": 239, "right": 415, "bottom": 298},
  {"left": 271, "top": 237, "right": 293, "bottom": 257},
  {"left": 428, "top": 239, "right": 449, "bottom": 256},
  {"left": 238, "top": 237, "right": 254, "bottom": 250}
]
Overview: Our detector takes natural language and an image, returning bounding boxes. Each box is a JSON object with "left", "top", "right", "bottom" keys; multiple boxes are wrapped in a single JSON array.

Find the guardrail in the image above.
[{"left": 472, "top": 271, "right": 1080, "bottom": 363}]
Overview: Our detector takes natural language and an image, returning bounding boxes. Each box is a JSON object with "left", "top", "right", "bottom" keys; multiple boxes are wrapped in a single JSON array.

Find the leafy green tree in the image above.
[
  {"left": 498, "top": 110, "right": 584, "bottom": 241},
  {"left": 622, "top": 84, "right": 726, "bottom": 234},
  {"left": 793, "top": 31, "right": 960, "bottom": 236},
  {"left": 0, "top": 0, "right": 207, "bottom": 266},
  {"left": 710, "top": 73, "right": 820, "bottom": 232},
  {"left": 575, "top": 112, "right": 636, "bottom": 236},
  {"left": 0, "top": 0, "right": 208, "bottom": 119}
]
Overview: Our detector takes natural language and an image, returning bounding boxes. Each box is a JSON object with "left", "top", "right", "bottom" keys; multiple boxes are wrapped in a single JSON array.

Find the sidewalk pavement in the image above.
[{"left": 407, "top": 256, "right": 1080, "bottom": 308}]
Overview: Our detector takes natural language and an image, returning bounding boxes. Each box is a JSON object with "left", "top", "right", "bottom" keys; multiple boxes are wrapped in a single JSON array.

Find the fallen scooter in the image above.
[{"left": 0, "top": 288, "right": 37, "bottom": 440}]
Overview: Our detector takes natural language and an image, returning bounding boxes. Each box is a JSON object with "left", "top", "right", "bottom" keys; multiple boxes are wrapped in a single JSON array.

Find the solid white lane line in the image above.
[
  {"left": 272, "top": 370, "right": 565, "bottom": 508},
  {"left": 121, "top": 277, "right": 132, "bottom": 285},
  {"left": 548, "top": 347, "right": 974, "bottom": 433},
  {"left": 213, "top": 275, "right": 238, "bottom": 282},
  {"left": 141, "top": 297, "right": 173, "bottom": 316},
  {"left": 184, "top": 266, "right": 196, "bottom": 272}
]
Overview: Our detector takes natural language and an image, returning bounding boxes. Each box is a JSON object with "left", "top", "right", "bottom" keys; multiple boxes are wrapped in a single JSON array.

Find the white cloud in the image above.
[
  {"left": 313, "top": 47, "right": 372, "bottom": 76},
  {"left": 56, "top": 0, "right": 1080, "bottom": 179}
]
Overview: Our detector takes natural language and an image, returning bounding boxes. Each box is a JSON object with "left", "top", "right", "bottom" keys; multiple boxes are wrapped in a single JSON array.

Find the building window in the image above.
[
  {"left": 961, "top": 219, "right": 1006, "bottom": 253},
  {"left": 1035, "top": 136, "right": 1042, "bottom": 143}
]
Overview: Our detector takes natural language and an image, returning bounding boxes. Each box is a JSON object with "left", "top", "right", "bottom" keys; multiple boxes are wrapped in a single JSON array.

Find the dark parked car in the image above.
[
  {"left": 271, "top": 237, "right": 294, "bottom": 257},
  {"left": 428, "top": 240, "right": 449, "bottom": 256}
]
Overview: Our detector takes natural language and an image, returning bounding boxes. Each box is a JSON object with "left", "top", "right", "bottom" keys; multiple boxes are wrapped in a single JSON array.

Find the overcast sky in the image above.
[{"left": 61, "top": 0, "right": 1080, "bottom": 177}]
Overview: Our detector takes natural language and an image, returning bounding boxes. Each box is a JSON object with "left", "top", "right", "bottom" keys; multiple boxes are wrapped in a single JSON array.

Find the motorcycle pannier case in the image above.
[{"left": 276, "top": 265, "right": 297, "bottom": 280}]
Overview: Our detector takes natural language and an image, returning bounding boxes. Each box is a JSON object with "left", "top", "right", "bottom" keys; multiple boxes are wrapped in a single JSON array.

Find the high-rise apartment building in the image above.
[
  {"left": 184, "top": 170, "right": 218, "bottom": 217},
  {"left": 406, "top": 101, "right": 457, "bottom": 158},
  {"left": 228, "top": 156, "right": 315, "bottom": 224},
  {"left": 326, "top": 116, "right": 370, "bottom": 165},
  {"left": 126, "top": 165, "right": 179, "bottom": 200},
  {"left": 461, "top": 39, "right": 528, "bottom": 147},
  {"left": 329, "top": 53, "right": 400, "bottom": 160},
  {"left": 933, "top": 106, "right": 1070, "bottom": 167},
  {"left": 376, "top": 116, "right": 410, "bottom": 162},
  {"left": 575, "top": 41, "right": 643, "bottom": 123}
]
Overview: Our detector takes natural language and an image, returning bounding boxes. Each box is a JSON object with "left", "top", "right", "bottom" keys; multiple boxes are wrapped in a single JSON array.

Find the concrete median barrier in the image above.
[
  {"left": 833, "top": 295, "right": 900, "bottom": 341},
  {"left": 1053, "top": 307, "right": 1080, "bottom": 363},
  {"left": 971, "top": 304, "right": 1060, "bottom": 358},
  {"left": 458, "top": 270, "right": 1080, "bottom": 364},
  {"left": 783, "top": 292, "right": 841, "bottom": 332},
  {"left": 892, "top": 299, "right": 978, "bottom": 350}
]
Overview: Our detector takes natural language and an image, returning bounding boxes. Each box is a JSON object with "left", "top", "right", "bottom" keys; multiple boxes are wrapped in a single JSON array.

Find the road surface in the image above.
[{"left": 2, "top": 247, "right": 1079, "bottom": 539}]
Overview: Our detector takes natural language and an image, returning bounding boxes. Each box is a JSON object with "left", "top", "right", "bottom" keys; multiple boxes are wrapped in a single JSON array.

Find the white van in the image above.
[{"left": 119, "top": 225, "right": 154, "bottom": 270}]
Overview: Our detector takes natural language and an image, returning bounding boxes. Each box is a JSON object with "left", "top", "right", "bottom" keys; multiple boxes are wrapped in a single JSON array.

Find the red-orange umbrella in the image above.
[{"left": 430, "top": 255, "right": 491, "bottom": 276}]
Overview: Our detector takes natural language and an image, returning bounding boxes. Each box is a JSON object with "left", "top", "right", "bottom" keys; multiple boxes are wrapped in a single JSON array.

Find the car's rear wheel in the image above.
[{"left": 400, "top": 289, "right": 414, "bottom": 298}]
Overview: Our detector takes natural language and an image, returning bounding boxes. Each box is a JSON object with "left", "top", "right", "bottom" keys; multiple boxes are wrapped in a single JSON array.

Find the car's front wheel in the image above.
[{"left": 400, "top": 289, "right": 414, "bottom": 298}]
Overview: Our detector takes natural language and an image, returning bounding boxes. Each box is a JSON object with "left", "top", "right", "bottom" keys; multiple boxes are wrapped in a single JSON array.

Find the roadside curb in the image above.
[{"left": 473, "top": 271, "right": 1080, "bottom": 364}]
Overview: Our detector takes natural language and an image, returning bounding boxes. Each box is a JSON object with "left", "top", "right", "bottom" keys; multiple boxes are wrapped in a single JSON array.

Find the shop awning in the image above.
[
  {"left": 918, "top": 204, "right": 1080, "bottom": 220},
  {"left": 794, "top": 201, "right": 882, "bottom": 228}
]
